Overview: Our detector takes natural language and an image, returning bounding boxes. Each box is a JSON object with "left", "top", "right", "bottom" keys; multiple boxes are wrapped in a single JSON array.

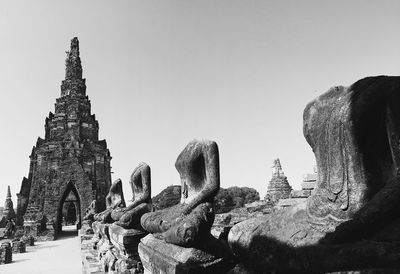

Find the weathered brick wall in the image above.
[{"left": 16, "top": 38, "right": 112, "bottom": 239}]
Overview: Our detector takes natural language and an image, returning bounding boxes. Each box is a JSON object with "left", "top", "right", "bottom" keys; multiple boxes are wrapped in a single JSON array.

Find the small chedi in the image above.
[
  {"left": 228, "top": 76, "right": 400, "bottom": 273},
  {"left": 264, "top": 158, "right": 292, "bottom": 204},
  {"left": 139, "top": 140, "right": 234, "bottom": 273},
  {"left": 0, "top": 186, "right": 16, "bottom": 239}
]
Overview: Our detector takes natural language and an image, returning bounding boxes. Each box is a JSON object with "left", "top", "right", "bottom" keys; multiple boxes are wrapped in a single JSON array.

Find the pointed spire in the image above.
[
  {"left": 65, "top": 37, "right": 83, "bottom": 80},
  {"left": 3, "top": 185, "right": 15, "bottom": 220},
  {"left": 6, "top": 185, "right": 11, "bottom": 198},
  {"left": 265, "top": 158, "right": 292, "bottom": 203},
  {"left": 272, "top": 158, "right": 285, "bottom": 177},
  {"left": 61, "top": 37, "right": 86, "bottom": 97}
]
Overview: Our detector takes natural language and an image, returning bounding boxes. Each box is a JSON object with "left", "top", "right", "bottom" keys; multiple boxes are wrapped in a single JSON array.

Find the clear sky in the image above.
[{"left": 0, "top": 1, "right": 399, "bottom": 204}]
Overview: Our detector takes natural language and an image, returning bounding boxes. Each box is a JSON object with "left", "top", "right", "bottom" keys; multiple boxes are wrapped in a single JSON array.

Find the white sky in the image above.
[{"left": 0, "top": 1, "right": 399, "bottom": 203}]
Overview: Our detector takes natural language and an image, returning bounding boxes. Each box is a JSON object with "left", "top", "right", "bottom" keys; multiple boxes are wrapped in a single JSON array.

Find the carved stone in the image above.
[
  {"left": 96, "top": 163, "right": 152, "bottom": 273},
  {"left": 111, "top": 162, "right": 152, "bottom": 229},
  {"left": 84, "top": 200, "right": 97, "bottom": 222},
  {"left": 20, "top": 234, "right": 35, "bottom": 246},
  {"left": 82, "top": 200, "right": 97, "bottom": 235},
  {"left": 228, "top": 76, "right": 400, "bottom": 273},
  {"left": 109, "top": 224, "right": 146, "bottom": 273},
  {"left": 139, "top": 234, "right": 233, "bottom": 274},
  {"left": 139, "top": 140, "right": 234, "bottom": 273},
  {"left": 0, "top": 242, "right": 12, "bottom": 264},
  {"left": 94, "top": 179, "right": 125, "bottom": 224},
  {"left": 141, "top": 140, "right": 219, "bottom": 247},
  {"left": 11, "top": 239, "right": 26, "bottom": 253}
]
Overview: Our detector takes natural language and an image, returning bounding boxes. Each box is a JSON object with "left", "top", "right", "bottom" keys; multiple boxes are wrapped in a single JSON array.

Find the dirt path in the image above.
[{"left": 0, "top": 226, "right": 82, "bottom": 274}]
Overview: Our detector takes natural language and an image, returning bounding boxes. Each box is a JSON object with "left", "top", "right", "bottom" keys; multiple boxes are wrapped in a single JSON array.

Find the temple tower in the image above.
[
  {"left": 16, "top": 38, "right": 112, "bottom": 239},
  {"left": 265, "top": 159, "right": 292, "bottom": 204}
]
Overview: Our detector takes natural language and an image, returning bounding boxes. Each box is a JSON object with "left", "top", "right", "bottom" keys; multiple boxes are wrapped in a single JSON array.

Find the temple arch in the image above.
[{"left": 56, "top": 181, "right": 81, "bottom": 233}]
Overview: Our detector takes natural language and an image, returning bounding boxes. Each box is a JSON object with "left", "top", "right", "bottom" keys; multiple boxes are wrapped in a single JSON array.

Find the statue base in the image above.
[
  {"left": 81, "top": 220, "right": 94, "bottom": 235},
  {"left": 0, "top": 242, "right": 12, "bottom": 264},
  {"left": 138, "top": 234, "right": 234, "bottom": 274},
  {"left": 108, "top": 224, "right": 147, "bottom": 273},
  {"left": 22, "top": 220, "right": 39, "bottom": 240},
  {"left": 11, "top": 239, "right": 26, "bottom": 253}
]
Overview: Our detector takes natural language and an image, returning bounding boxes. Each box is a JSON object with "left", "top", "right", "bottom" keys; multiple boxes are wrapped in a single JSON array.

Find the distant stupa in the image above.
[
  {"left": 2, "top": 186, "right": 16, "bottom": 221},
  {"left": 265, "top": 159, "right": 292, "bottom": 203}
]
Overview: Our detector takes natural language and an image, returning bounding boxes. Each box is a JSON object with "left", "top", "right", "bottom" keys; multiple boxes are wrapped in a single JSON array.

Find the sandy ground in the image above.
[{"left": 0, "top": 226, "right": 82, "bottom": 274}]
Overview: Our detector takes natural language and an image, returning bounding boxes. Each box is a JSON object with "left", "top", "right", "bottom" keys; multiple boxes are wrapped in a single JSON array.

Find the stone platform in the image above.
[
  {"left": 108, "top": 224, "right": 146, "bottom": 273},
  {"left": 80, "top": 230, "right": 103, "bottom": 274},
  {"left": 138, "top": 234, "right": 234, "bottom": 274}
]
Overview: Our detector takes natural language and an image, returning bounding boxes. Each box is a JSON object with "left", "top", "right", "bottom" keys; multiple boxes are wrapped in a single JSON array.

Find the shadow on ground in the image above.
[{"left": 57, "top": 226, "right": 78, "bottom": 240}]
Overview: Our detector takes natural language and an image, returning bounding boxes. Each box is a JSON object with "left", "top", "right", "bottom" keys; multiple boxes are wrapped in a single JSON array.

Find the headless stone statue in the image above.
[
  {"left": 94, "top": 179, "right": 126, "bottom": 223},
  {"left": 228, "top": 76, "right": 400, "bottom": 273},
  {"left": 140, "top": 140, "right": 220, "bottom": 247},
  {"left": 110, "top": 162, "right": 153, "bottom": 229}
]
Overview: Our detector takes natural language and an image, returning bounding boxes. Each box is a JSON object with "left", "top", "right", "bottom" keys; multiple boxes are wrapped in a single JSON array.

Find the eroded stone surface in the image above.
[
  {"left": 139, "top": 234, "right": 233, "bottom": 274},
  {"left": 94, "top": 179, "right": 125, "bottom": 224},
  {"left": 111, "top": 162, "right": 152, "bottom": 229},
  {"left": 228, "top": 76, "right": 400, "bottom": 273},
  {"left": 265, "top": 159, "right": 292, "bottom": 204},
  {"left": 16, "top": 38, "right": 112, "bottom": 239},
  {"left": 141, "top": 140, "right": 219, "bottom": 247},
  {"left": 0, "top": 242, "right": 12, "bottom": 264},
  {"left": 84, "top": 200, "right": 97, "bottom": 222},
  {"left": 81, "top": 200, "right": 98, "bottom": 235},
  {"left": 108, "top": 224, "right": 146, "bottom": 273}
]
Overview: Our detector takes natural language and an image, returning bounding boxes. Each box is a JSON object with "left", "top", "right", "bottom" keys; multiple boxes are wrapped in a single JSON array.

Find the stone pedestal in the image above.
[
  {"left": 138, "top": 234, "right": 234, "bottom": 274},
  {"left": 12, "top": 239, "right": 26, "bottom": 253},
  {"left": 44, "top": 221, "right": 55, "bottom": 241},
  {"left": 20, "top": 234, "right": 35, "bottom": 246},
  {"left": 98, "top": 223, "right": 112, "bottom": 254},
  {"left": 0, "top": 242, "right": 12, "bottom": 264},
  {"left": 81, "top": 220, "right": 94, "bottom": 235},
  {"left": 23, "top": 220, "right": 39, "bottom": 239},
  {"left": 91, "top": 221, "right": 102, "bottom": 250},
  {"left": 80, "top": 232, "right": 103, "bottom": 274},
  {"left": 108, "top": 224, "right": 147, "bottom": 273}
]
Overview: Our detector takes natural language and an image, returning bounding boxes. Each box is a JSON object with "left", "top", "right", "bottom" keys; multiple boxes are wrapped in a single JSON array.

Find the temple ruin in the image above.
[
  {"left": 264, "top": 158, "right": 292, "bottom": 204},
  {"left": 16, "top": 37, "right": 112, "bottom": 240}
]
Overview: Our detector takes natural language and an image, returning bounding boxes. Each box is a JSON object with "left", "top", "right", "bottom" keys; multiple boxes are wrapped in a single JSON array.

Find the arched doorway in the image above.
[
  {"left": 65, "top": 202, "right": 77, "bottom": 225},
  {"left": 57, "top": 181, "right": 81, "bottom": 234}
]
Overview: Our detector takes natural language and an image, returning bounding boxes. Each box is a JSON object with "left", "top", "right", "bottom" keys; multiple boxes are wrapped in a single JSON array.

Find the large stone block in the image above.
[
  {"left": 109, "top": 224, "right": 146, "bottom": 260},
  {"left": 80, "top": 232, "right": 103, "bottom": 274},
  {"left": 0, "top": 242, "right": 12, "bottom": 264},
  {"left": 108, "top": 224, "right": 147, "bottom": 273},
  {"left": 138, "top": 234, "right": 234, "bottom": 274},
  {"left": 11, "top": 239, "right": 26, "bottom": 253}
]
